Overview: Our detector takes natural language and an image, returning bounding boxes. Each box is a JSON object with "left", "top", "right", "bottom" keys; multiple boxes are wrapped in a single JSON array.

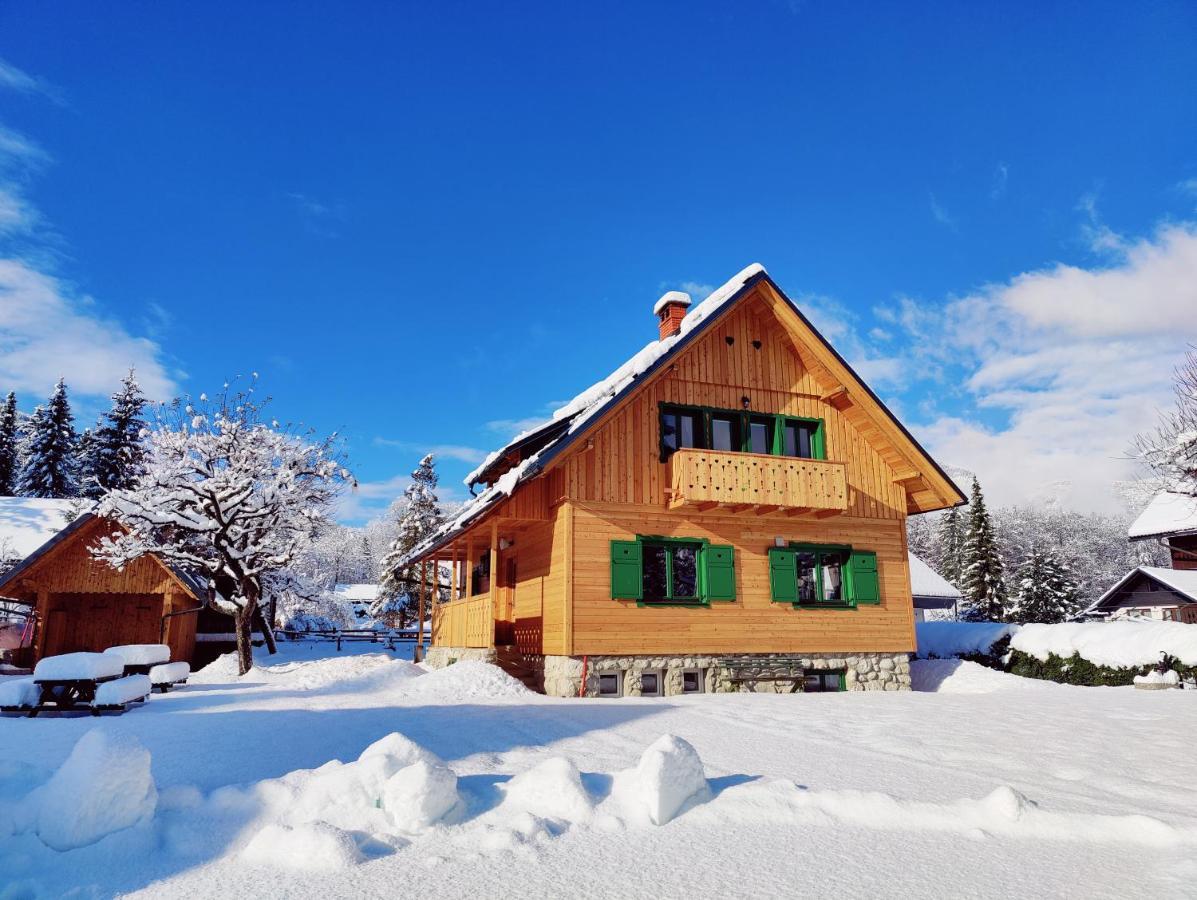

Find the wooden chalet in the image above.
[
  {"left": 406, "top": 264, "right": 966, "bottom": 696},
  {"left": 0, "top": 511, "right": 209, "bottom": 667}
]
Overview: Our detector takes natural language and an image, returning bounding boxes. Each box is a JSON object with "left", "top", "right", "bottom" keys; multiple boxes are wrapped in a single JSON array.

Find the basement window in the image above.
[
  {"left": 597, "top": 672, "right": 622, "bottom": 698},
  {"left": 681, "top": 669, "right": 704, "bottom": 694},
  {"left": 803, "top": 670, "right": 845, "bottom": 693},
  {"left": 639, "top": 670, "right": 663, "bottom": 697}
]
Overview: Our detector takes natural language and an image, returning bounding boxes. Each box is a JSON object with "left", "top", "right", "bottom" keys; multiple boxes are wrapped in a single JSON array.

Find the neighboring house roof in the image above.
[
  {"left": 1128, "top": 491, "right": 1197, "bottom": 541},
  {"left": 1087, "top": 565, "right": 1197, "bottom": 614},
  {"left": 908, "top": 552, "right": 961, "bottom": 609},
  {"left": 334, "top": 583, "right": 380, "bottom": 603},
  {"left": 405, "top": 264, "right": 966, "bottom": 565},
  {"left": 0, "top": 511, "right": 214, "bottom": 604},
  {"left": 0, "top": 497, "right": 86, "bottom": 560}
]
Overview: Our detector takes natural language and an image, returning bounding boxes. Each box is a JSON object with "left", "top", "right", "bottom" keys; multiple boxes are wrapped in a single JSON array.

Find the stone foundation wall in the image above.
[
  {"left": 422, "top": 646, "right": 497, "bottom": 669},
  {"left": 542, "top": 652, "right": 911, "bottom": 697}
]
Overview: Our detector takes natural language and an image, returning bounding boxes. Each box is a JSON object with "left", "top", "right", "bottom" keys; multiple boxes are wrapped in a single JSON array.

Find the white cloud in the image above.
[
  {"left": 898, "top": 221, "right": 1197, "bottom": 512},
  {"left": 0, "top": 260, "right": 178, "bottom": 400},
  {"left": 484, "top": 415, "right": 551, "bottom": 437},
  {"left": 991, "top": 162, "right": 1009, "bottom": 200},
  {"left": 0, "top": 57, "right": 62, "bottom": 104},
  {"left": 372, "top": 438, "right": 487, "bottom": 464},
  {"left": 335, "top": 472, "right": 464, "bottom": 525},
  {"left": 929, "top": 193, "right": 956, "bottom": 230}
]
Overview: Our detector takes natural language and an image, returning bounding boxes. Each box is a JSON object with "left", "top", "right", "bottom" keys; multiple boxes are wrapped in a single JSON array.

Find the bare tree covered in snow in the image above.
[
  {"left": 1135, "top": 348, "right": 1197, "bottom": 494},
  {"left": 92, "top": 383, "right": 353, "bottom": 674}
]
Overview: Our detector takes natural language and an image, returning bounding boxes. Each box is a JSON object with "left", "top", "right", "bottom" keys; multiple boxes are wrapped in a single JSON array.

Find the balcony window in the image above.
[
  {"left": 710, "top": 413, "right": 741, "bottom": 452},
  {"left": 659, "top": 404, "right": 825, "bottom": 461},
  {"left": 747, "top": 415, "right": 773, "bottom": 454},
  {"left": 660, "top": 406, "right": 706, "bottom": 461}
]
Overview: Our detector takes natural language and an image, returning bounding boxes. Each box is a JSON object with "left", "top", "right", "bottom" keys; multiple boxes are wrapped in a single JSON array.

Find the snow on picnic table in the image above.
[{"left": 0, "top": 642, "right": 1194, "bottom": 899}]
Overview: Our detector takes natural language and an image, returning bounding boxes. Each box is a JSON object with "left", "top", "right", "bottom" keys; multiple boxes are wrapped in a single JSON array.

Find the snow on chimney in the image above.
[{"left": 654, "top": 290, "right": 692, "bottom": 341}]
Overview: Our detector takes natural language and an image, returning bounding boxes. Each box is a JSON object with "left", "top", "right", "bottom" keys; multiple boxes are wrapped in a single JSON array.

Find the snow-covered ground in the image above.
[{"left": 1, "top": 643, "right": 1194, "bottom": 899}]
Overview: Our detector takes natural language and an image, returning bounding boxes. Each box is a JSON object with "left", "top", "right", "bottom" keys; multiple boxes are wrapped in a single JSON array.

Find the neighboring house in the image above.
[
  {"left": 334, "top": 583, "right": 380, "bottom": 621},
  {"left": 1086, "top": 568, "right": 1197, "bottom": 623},
  {"left": 0, "top": 509, "right": 212, "bottom": 666},
  {"left": 1127, "top": 490, "right": 1197, "bottom": 571},
  {"left": 908, "top": 552, "right": 962, "bottom": 622},
  {"left": 402, "top": 264, "right": 965, "bottom": 696},
  {"left": 1085, "top": 491, "right": 1197, "bottom": 624}
]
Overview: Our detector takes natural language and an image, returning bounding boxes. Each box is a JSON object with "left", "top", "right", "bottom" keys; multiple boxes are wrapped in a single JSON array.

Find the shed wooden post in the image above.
[
  {"left": 417, "top": 560, "right": 426, "bottom": 661},
  {"left": 488, "top": 520, "right": 499, "bottom": 645},
  {"left": 465, "top": 539, "right": 474, "bottom": 599}
]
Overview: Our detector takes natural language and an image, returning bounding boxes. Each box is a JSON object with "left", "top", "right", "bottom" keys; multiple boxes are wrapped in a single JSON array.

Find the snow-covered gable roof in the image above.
[
  {"left": 0, "top": 497, "right": 83, "bottom": 560},
  {"left": 1089, "top": 565, "right": 1197, "bottom": 613},
  {"left": 334, "top": 583, "right": 380, "bottom": 603},
  {"left": 404, "top": 263, "right": 964, "bottom": 566},
  {"left": 1128, "top": 491, "right": 1197, "bottom": 541},
  {"left": 908, "top": 552, "right": 962, "bottom": 601}
]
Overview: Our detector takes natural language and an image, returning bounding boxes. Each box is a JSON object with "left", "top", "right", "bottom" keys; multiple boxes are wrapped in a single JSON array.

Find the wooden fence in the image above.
[{"left": 431, "top": 594, "right": 494, "bottom": 648}]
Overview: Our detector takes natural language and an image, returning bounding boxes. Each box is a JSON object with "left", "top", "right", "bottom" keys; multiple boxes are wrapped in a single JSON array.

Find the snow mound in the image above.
[
  {"left": 910, "top": 659, "right": 1054, "bottom": 694},
  {"left": 191, "top": 649, "right": 417, "bottom": 690},
  {"left": 34, "top": 729, "right": 157, "bottom": 851},
  {"left": 915, "top": 622, "right": 1018, "bottom": 659},
  {"left": 636, "top": 735, "right": 710, "bottom": 826},
  {"left": 1012, "top": 621, "right": 1197, "bottom": 668},
  {"left": 358, "top": 731, "right": 441, "bottom": 769},
  {"left": 33, "top": 652, "right": 124, "bottom": 681},
  {"left": 501, "top": 757, "right": 593, "bottom": 822},
  {"left": 407, "top": 660, "right": 530, "bottom": 699},
  {"left": 241, "top": 821, "right": 363, "bottom": 872},
  {"left": 382, "top": 759, "right": 461, "bottom": 832},
  {"left": 1134, "top": 669, "right": 1181, "bottom": 686},
  {"left": 102, "top": 644, "right": 170, "bottom": 666}
]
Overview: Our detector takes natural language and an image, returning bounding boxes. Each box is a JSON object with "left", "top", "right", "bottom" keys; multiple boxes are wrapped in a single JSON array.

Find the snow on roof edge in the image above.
[
  {"left": 908, "top": 552, "right": 962, "bottom": 600},
  {"left": 1127, "top": 490, "right": 1197, "bottom": 540}
]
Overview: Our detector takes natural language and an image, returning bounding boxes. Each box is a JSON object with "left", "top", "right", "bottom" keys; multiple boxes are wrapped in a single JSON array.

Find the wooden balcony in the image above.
[
  {"left": 431, "top": 593, "right": 494, "bottom": 648},
  {"left": 668, "top": 448, "right": 848, "bottom": 515}
]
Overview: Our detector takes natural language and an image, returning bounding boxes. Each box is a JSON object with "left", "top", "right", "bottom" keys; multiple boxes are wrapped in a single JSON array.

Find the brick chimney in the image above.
[{"left": 654, "top": 290, "right": 691, "bottom": 340}]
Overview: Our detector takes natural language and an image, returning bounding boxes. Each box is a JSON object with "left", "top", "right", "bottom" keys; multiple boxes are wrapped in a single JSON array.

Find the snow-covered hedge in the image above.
[{"left": 916, "top": 620, "right": 1197, "bottom": 686}]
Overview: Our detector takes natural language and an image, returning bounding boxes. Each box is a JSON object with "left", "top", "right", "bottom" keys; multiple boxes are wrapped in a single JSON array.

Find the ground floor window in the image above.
[
  {"left": 803, "top": 670, "right": 844, "bottom": 692},
  {"left": 609, "top": 537, "right": 736, "bottom": 604},
  {"left": 769, "top": 543, "right": 880, "bottom": 607},
  {"left": 681, "top": 669, "right": 705, "bottom": 694},
  {"left": 597, "top": 672, "right": 623, "bottom": 697}
]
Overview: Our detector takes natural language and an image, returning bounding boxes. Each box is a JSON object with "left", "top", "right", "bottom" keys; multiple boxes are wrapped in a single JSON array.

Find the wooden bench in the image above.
[
  {"left": 717, "top": 656, "right": 812, "bottom": 693},
  {"left": 1, "top": 652, "right": 149, "bottom": 717}
]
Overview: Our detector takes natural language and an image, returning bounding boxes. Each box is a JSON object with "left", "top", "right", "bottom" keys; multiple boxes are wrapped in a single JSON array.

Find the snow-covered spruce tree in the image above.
[
  {"left": 935, "top": 504, "right": 967, "bottom": 586},
  {"left": 1010, "top": 546, "right": 1079, "bottom": 624},
  {"left": 0, "top": 392, "right": 19, "bottom": 495},
  {"left": 81, "top": 370, "right": 148, "bottom": 499},
  {"left": 374, "top": 454, "right": 443, "bottom": 627},
  {"left": 92, "top": 384, "right": 353, "bottom": 674},
  {"left": 960, "top": 477, "right": 1008, "bottom": 621},
  {"left": 18, "top": 379, "right": 79, "bottom": 498}
]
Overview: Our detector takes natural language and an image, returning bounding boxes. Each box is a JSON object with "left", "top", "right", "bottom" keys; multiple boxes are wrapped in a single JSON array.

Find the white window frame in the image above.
[
  {"left": 681, "top": 668, "right": 705, "bottom": 694},
  {"left": 638, "top": 669, "right": 664, "bottom": 697},
  {"left": 597, "top": 671, "right": 623, "bottom": 698}
]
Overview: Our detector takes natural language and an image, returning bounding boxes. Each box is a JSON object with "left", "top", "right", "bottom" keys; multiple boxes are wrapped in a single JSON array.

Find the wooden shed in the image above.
[{"left": 0, "top": 512, "right": 207, "bottom": 666}]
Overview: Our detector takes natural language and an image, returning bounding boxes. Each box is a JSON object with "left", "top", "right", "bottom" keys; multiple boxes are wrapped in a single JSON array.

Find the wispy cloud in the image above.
[
  {"left": 929, "top": 193, "right": 957, "bottom": 230},
  {"left": 335, "top": 472, "right": 464, "bottom": 524},
  {"left": 484, "top": 415, "right": 552, "bottom": 438},
  {"left": 0, "top": 56, "right": 63, "bottom": 105},
  {"left": 372, "top": 438, "right": 488, "bottom": 465},
  {"left": 286, "top": 191, "right": 344, "bottom": 237},
  {"left": 990, "top": 162, "right": 1009, "bottom": 200}
]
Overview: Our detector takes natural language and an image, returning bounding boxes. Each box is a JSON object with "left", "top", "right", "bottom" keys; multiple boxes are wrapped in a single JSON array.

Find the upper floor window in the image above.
[{"left": 659, "top": 404, "right": 825, "bottom": 462}]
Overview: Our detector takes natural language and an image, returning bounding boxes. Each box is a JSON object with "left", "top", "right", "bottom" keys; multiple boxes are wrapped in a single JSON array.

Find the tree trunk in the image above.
[
  {"left": 234, "top": 607, "right": 253, "bottom": 676},
  {"left": 254, "top": 602, "right": 279, "bottom": 655}
]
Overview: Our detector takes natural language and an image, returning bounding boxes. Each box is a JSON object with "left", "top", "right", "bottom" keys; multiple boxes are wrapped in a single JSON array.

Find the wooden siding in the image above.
[
  {"left": 5, "top": 517, "right": 201, "bottom": 664},
  {"left": 555, "top": 293, "right": 909, "bottom": 520},
  {"left": 670, "top": 448, "right": 848, "bottom": 513},
  {"left": 569, "top": 501, "right": 916, "bottom": 656}
]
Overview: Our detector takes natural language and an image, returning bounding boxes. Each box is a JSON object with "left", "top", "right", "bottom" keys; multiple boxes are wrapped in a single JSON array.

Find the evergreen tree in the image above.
[
  {"left": 0, "top": 392, "right": 19, "bottom": 496},
  {"left": 960, "top": 477, "right": 1008, "bottom": 621},
  {"left": 81, "top": 370, "right": 148, "bottom": 498},
  {"left": 935, "top": 504, "right": 967, "bottom": 586},
  {"left": 374, "top": 455, "right": 444, "bottom": 626},
  {"left": 18, "top": 379, "right": 79, "bottom": 498},
  {"left": 1010, "top": 546, "right": 1079, "bottom": 624}
]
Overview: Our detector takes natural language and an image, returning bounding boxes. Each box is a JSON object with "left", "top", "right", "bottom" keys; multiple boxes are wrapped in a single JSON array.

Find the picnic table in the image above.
[
  {"left": 0, "top": 652, "right": 152, "bottom": 717},
  {"left": 103, "top": 644, "right": 191, "bottom": 692}
]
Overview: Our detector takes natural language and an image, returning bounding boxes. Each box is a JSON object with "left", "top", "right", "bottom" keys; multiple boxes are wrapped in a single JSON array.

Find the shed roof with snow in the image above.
[
  {"left": 334, "top": 583, "right": 381, "bottom": 603},
  {"left": 1086, "top": 565, "right": 1197, "bottom": 618},
  {"left": 908, "top": 552, "right": 962, "bottom": 610}
]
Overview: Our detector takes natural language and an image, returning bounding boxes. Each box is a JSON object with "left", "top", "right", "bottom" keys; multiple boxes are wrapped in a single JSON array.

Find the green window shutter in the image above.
[
  {"left": 701, "top": 544, "right": 736, "bottom": 602},
  {"left": 610, "top": 540, "right": 643, "bottom": 600},
  {"left": 846, "top": 550, "right": 880, "bottom": 605},
  {"left": 812, "top": 420, "right": 826, "bottom": 460},
  {"left": 768, "top": 547, "right": 798, "bottom": 603}
]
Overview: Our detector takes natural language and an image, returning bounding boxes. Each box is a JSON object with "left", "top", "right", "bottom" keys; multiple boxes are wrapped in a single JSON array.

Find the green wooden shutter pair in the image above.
[
  {"left": 846, "top": 550, "right": 880, "bottom": 605},
  {"left": 700, "top": 543, "right": 736, "bottom": 602},
  {"left": 610, "top": 540, "right": 737, "bottom": 603}
]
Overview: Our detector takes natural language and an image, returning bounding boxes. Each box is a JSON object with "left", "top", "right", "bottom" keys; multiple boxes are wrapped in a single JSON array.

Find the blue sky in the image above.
[{"left": 1, "top": 1, "right": 1195, "bottom": 520}]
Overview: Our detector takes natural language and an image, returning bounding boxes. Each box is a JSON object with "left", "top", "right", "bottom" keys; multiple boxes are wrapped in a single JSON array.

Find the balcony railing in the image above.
[
  {"left": 668, "top": 448, "right": 848, "bottom": 514},
  {"left": 431, "top": 593, "right": 494, "bottom": 648}
]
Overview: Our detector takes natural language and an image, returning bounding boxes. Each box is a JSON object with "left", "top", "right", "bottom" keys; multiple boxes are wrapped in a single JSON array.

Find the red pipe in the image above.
[{"left": 578, "top": 654, "right": 589, "bottom": 697}]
